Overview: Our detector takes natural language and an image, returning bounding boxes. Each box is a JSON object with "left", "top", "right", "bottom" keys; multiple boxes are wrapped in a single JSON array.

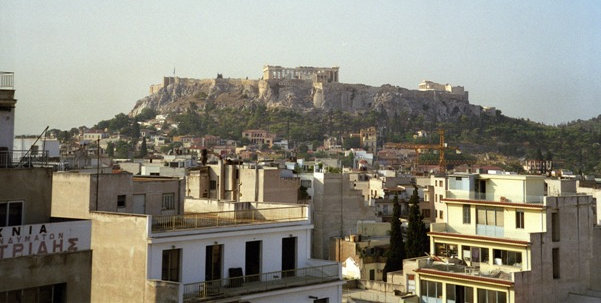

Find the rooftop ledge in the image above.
[
  {"left": 151, "top": 205, "right": 308, "bottom": 233},
  {"left": 413, "top": 257, "right": 514, "bottom": 286},
  {"left": 183, "top": 261, "right": 341, "bottom": 302}
]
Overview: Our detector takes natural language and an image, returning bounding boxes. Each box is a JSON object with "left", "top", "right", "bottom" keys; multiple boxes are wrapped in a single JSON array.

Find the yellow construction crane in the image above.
[{"left": 384, "top": 129, "right": 466, "bottom": 173}]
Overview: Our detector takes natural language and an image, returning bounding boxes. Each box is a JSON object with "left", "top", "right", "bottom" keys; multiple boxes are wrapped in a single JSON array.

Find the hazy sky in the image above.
[{"left": 2, "top": 1, "right": 600, "bottom": 135}]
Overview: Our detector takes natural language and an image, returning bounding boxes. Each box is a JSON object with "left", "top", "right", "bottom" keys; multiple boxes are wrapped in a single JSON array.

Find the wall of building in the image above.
[
  {"left": 444, "top": 203, "right": 544, "bottom": 241},
  {"left": 514, "top": 195, "right": 595, "bottom": 303},
  {"left": 133, "top": 178, "right": 184, "bottom": 216},
  {"left": 312, "top": 172, "right": 377, "bottom": 259},
  {"left": 0, "top": 89, "right": 16, "bottom": 151},
  {"left": 260, "top": 169, "right": 300, "bottom": 204},
  {"left": 13, "top": 138, "right": 60, "bottom": 158},
  {"left": 144, "top": 280, "right": 179, "bottom": 303},
  {"left": 242, "top": 282, "right": 342, "bottom": 303},
  {"left": 89, "top": 212, "right": 149, "bottom": 303},
  {"left": 147, "top": 225, "right": 312, "bottom": 284},
  {"left": 0, "top": 168, "right": 53, "bottom": 224},
  {"left": 52, "top": 173, "right": 134, "bottom": 219},
  {"left": 51, "top": 172, "right": 93, "bottom": 219},
  {"left": 0, "top": 250, "right": 92, "bottom": 302}
]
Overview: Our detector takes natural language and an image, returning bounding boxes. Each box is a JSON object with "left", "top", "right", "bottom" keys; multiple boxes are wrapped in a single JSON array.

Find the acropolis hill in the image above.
[{"left": 130, "top": 66, "right": 487, "bottom": 123}]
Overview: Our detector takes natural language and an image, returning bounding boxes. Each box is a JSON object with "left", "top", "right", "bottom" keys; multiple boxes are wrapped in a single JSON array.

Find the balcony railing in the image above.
[
  {"left": 182, "top": 263, "right": 340, "bottom": 301},
  {"left": 0, "top": 72, "right": 14, "bottom": 89},
  {"left": 151, "top": 206, "right": 307, "bottom": 232},
  {"left": 445, "top": 190, "right": 544, "bottom": 204},
  {"left": 0, "top": 150, "right": 49, "bottom": 168},
  {"left": 417, "top": 258, "right": 514, "bottom": 283}
]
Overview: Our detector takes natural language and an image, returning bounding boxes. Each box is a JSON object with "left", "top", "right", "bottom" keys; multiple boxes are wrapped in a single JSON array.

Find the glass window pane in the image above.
[
  {"left": 495, "top": 209, "right": 504, "bottom": 226},
  {"left": 482, "top": 248, "right": 489, "bottom": 263},
  {"left": 488, "top": 290, "right": 496, "bottom": 303},
  {"left": 477, "top": 208, "right": 486, "bottom": 224},
  {"left": 0, "top": 203, "right": 6, "bottom": 227},
  {"left": 446, "top": 284, "right": 456, "bottom": 300},
  {"left": 471, "top": 247, "right": 480, "bottom": 262},
  {"left": 436, "top": 282, "right": 442, "bottom": 298},
  {"left": 428, "top": 281, "right": 436, "bottom": 297},
  {"left": 8, "top": 202, "right": 22, "bottom": 226},
  {"left": 477, "top": 289, "right": 486, "bottom": 303},
  {"left": 487, "top": 209, "right": 495, "bottom": 226},
  {"left": 498, "top": 291, "right": 507, "bottom": 303},
  {"left": 465, "top": 287, "right": 474, "bottom": 303}
]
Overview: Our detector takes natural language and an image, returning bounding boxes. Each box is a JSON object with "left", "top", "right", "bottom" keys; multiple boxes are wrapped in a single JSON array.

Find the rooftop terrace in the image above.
[
  {"left": 414, "top": 257, "right": 514, "bottom": 286},
  {"left": 151, "top": 205, "right": 308, "bottom": 233}
]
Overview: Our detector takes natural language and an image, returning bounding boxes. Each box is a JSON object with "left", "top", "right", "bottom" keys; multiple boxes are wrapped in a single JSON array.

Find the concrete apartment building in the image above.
[
  {"left": 330, "top": 221, "right": 391, "bottom": 282},
  {"left": 187, "top": 161, "right": 300, "bottom": 204},
  {"left": 403, "top": 173, "right": 601, "bottom": 303},
  {"left": 74, "top": 199, "right": 343, "bottom": 302},
  {"left": 312, "top": 171, "right": 378, "bottom": 260},
  {"left": 0, "top": 73, "right": 92, "bottom": 302},
  {"left": 51, "top": 171, "right": 185, "bottom": 218}
]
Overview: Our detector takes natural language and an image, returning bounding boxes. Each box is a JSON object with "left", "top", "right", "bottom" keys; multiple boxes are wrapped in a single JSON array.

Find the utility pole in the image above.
[{"left": 96, "top": 138, "right": 100, "bottom": 211}]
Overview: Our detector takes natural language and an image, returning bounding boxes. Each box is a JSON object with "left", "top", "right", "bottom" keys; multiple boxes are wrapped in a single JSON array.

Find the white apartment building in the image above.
[{"left": 88, "top": 201, "right": 343, "bottom": 302}]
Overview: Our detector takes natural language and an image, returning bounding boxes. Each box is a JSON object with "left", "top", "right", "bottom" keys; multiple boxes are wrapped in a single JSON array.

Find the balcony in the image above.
[
  {"left": 151, "top": 205, "right": 308, "bottom": 233},
  {"left": 0, "top": 150, "right": 49, "bottom": 168},
  {"left": 445, "top": 190, "right": 544, "bottom": 204},
  {"left": 0, "top": 72, "right": 14, "bottom": 89},
  {"left": 182, "top": 262, "right": 340, "bottom": 302},
  {"left": 415, "top": 257, "right": 514, "bottom": 284}
]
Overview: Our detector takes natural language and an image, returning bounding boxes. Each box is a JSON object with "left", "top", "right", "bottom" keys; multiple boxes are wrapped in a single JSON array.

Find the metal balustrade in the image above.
[
  {"left": 0, "top": 150, "right": 49, "bottom": 168},
  {"left": 151, "top": 206, "right": 307, "bottom": 232},
  {"left": 183, "top": 263, "right": 340, "bottom": 301}
]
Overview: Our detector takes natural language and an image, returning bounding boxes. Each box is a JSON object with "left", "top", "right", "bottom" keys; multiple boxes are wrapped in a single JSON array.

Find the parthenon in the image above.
[{"left": 263, "top": 65, "right": 339, "bottom": 83}]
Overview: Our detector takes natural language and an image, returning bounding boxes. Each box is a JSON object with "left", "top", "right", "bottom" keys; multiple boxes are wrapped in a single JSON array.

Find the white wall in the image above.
[
  {"left": 244, "top": 282, "right": 342, "bottom": 303},
  {"left": 147, "top": 225, "right": 312, "bottom": 284}
]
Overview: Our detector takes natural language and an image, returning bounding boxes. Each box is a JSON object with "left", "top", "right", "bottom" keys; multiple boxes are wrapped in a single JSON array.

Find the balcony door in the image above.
[
  {"left": 205, "top": 245, "right": 223, "bottom": 281},
  {"left": 282, "top": 237, "right": 297, "bottom": 277},
  {"left": 245, "top": 241, "right": 261, "bottom": 282}
]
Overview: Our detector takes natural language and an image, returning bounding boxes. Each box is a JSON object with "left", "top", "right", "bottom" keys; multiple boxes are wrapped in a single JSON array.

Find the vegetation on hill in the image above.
[{"left": 67, "top": 100, "right": 601, "bottom": 175}]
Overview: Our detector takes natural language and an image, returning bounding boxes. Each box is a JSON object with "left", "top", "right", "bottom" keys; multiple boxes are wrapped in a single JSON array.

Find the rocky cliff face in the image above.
[{"left": 129, "top": 77, "right": 484, "bottom": 122}]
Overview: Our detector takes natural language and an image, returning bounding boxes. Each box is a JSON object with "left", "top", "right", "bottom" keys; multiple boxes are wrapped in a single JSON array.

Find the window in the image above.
[
  {"left": 162, "top": 249, "right": 181, "bottom": 282},
  {"left": 210, "top": 180, "right": 217, "bottom": 190},
  {"left": 313, "top": 299, "right": 329, "bottom": 303},
  {"left": 439, "top": 210, "right": 444, "bottom": 219},
  {"left": 0, "top": 283, "right": 66, "bottom": 303},
  {"left": 369, "top": 269, "right": 375, "bottom": 280},
  {"left": 463, "top": 204, "right": 471, "bottom": 224},
  {"left": 516, "top": 210, "right": 525, "bottom": 229},
  {"left": 446, "top": 284, "right": 473, "bottom": 303},
  {"left": 162, "top": 193, "right": 175, "bottom": 210},
  {"left": 552, "top": 248, "right": 560, "bottom": 279},
  {"left": 552, "top": 212, "right": 560, "bottom": 242},
  {"left": 492, "top": 249, "right": 522, "bottom": 267},
  {"left": 117, "top": 195, "right": 126, "bottom": 208},
  {"left": 0, "top": 201, "right": 23, "bottom": 227},
  {"left": 470, "top": 246, "right": 489, "bottom": 263},
  {"left": 420, "top": 280, "right": 442, "bottom": 302},
  {"left": 422, "top": 209, "right": 431, "bottom": 218},
  {"left": 439, "top": 194, "right": 443, "bottom": 203},
  {"left": 477, "top": 289, "right": 506, "bottom": 303},
  {"left": 476, "top": 207, "right": 503, "bottom": 227},
  {"left": 435, "top": 243, "right": 458, "bottom": 257}
]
